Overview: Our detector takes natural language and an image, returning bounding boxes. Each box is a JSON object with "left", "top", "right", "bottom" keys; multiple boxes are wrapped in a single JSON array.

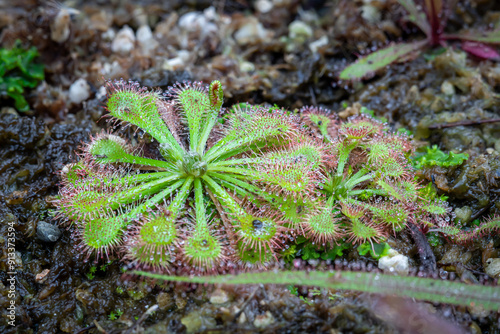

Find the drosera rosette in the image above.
[
  {"left": 296, "top": 106, "right": 451, "bottom": 251},
  {"left": 54, "top": 78, "right": 325, "bottom": 274}
]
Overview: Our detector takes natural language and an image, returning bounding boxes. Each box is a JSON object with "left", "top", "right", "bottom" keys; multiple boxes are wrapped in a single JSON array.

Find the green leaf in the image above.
[
  {"left": 320, "top": 243, "right": 349, "bottom": 260},
  {"left": 357, "top": 242, "right": 391, "bottom": 260},
  {"left": 300, "top": 244, "right": 321, "bottom": 260},
  {"left": 89, "top": 135, "right": 172, "bottom": 169},
  {"left": 0, "top": 41, "right": 44, "bottom": 112},
  {"left": 106, "top": 86, "right": 184, "bottom": 160},
  {"left": 339, "top": 41, "right": 426, "bottom": 81},
  {"left": 412, "top": 145, "right": 468, "bottom": 169}
]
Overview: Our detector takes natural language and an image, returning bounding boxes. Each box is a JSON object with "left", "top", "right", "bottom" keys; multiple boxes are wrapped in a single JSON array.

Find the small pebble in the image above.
[
  {"left": 209, "top": 288, "right": 229, "bottom": 304},
  {"left": 36, "top": 221, "right": 62, "bottom": 242},
  {"left": 50, "top": 8, "right": 79, "bottom": 43},
  {"left": 255, "top": 0, "right": 273, "bottom": 13},
  {"left": 309, "top": 35, "right": 328, "bottom": 54},
  {"left": 288, "top": 20, "right": 313, "bottom": 42},
  {"left": 69, "top": 78, "right": 90, "bottom": 104},
  {"left": 179, "top": 12, "right": 206, "bottom": 32},
  {"left": 111, "top": 25, "right": 136, "bottom": 55},
  {"left": 361, "top": 5, "right": 380, "bottom": 23},
  {"left": 137, "top": 25, "right": 158, "bottom": 56},
  {"left": 253, "top": 311, "right": 275, "bottom": 328},
  {"left": 156, "top": 292, "right": 174, "bottom": 310},
  {"left": 485, "top": 258, "right": 500, "bottom": 278},
  {"left": 35, "top": 269, "right": 50, "bottom": 283},
  {"left": 181, "top": 310, "right": 216, "bottom": 334},
  {"left": 234, "top": 18, "right": 271, "bottom": 45},
  {"left": 378, "top": 249, "right": 409, "bottom": 275},
  {"left": 441, "top": 81, "right": 456, "bottom": 96}
]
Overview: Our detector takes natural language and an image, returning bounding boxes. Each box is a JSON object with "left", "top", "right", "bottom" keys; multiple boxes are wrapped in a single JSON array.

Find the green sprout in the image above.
[
  {"left": 86, "top": 265, "right": 97, "bottom": 280},
  {"left": 0, "top": 40, "right": 44, "bottom": 112},
  {"left": 108, "top": 309, "right": 123, "bottom": 321},
  {"left": 412, "top": 145, "right": 468, "bottom": 169}
]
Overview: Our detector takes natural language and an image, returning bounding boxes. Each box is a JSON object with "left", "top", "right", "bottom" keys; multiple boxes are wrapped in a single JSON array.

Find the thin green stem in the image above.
[
  {"left": 112, "top": 173, "right": 182, "bottom": 207},
  {"left": 196, "top": 112, "right": 218, "bottom": 154},
  {"left": 202, "top": 174, "right": 245, "bottom": 218},
  {"left": 128, "top": 179, "right": 185, "bottom": 217},
  {"left": 336, "top": 141, "right": 358, "bottom": 177},
  {"left": 194, "top": 178, "right": 207, "bottom": 229},
  {"left": 348, "top": 189, "right": 386, "bottom": 197},
  {"left": 208, "top": 171, "right": 274, "bottom": 203},
  {"left": 111, "top": 171, "right": 173, "bottom": 185},
  {"left": 98, "top": 152, "right": 173, "bottom": 169},
  {"left": 207, "top": 166, "right": 254, "bottom": 177},
  {"left": 210, "top": 157, "right": 261, "bottom": 167},
  {"left": 344, "top": 169, "right": 372, "bottom": 190},
  {"left": 168, "top": 177, "right": 194, "bottom": 217}
]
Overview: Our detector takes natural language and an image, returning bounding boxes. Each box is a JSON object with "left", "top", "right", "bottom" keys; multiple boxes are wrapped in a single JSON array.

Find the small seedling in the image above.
[{"left": 0, "top": 40, "right": 44, "bottom": 111}]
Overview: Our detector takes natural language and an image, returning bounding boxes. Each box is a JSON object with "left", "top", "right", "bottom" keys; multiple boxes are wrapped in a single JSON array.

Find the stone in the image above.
[
  {"left": 35, "top": 269, "right": 50, "bottom": 283},
  {"left": 378, "top": 249, "right": 409, "bottom": 275},
  {"left": 441, "top": 81, "right": 456, "bottom": 96},
  {"left": 50, "top": 8, "right": 79, "bottom": 43},
  {"left": 309, "top": 35, "right": 329, "bottom": 54},
  {"left": 68, "top": 78, "right": 90, "bottom": 104},
  {"left": 111, "top": 25, "right": 136, "bottom": 55},
  {"left": 36, "top": 221, "right": 62, "bottom": 242},
  {"left": 288, "top": 20, "right": 313, "bottom": 42},
  {"left": 210, "top": 288, "right": 229, "bottom": 304},
  {"left": 253, "top": 311, "right": 275, "bottom": 328},
  {"left": 234, "top": 17, "right": 271, "bottom": 45},
  {"left": 485, "top": 258, "right": 500, "bottom": 278},
  {"left": 137, "top": 25, "right": 158, "bottom": 56}
]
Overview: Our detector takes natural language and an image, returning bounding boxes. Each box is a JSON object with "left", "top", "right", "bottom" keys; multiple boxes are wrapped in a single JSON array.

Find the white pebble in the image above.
[
  {"left": 111, "top": 25, "right": 136, "bottom": 55},
  {"left": 288, "top": 20, "right": 313, "bottom": 41},
  {"left": 178, "top": 12, "right": 207, "bottom": 32},
  {"left": 255, "top": 0, "right": 273, "bottom": 13},
  {"left": 378, "top": 249, "right": 409, "bottom": 275},
  {"left": 101, "top": 28, "right": 115, "bottom": 42},
  {"left": 162, "top": 50, "right": 190, "bottom": 71},
  {"left": 96, "top": 86, "right": 107, "bottom": 100},
  {"left": 136, "top": 25, "right": 158, "bottom": 56},
  {"left": 69, "top": 78, "right": 90, "bottom": 104},
  {"left": 361, "top": 5, "right": 381, "bottom": 24},
  {"left": 309, "top": 35, "right": 329, "bottom": 54},
  {"left": 253, "top": 311, "right": 275, "bottom": 328},
  {"left": 234, "top": 18, "right": 271, "bottom": 45}
]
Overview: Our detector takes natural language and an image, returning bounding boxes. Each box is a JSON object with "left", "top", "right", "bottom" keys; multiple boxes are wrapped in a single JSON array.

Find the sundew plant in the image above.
[
  {"left": 55, "top": 79, "right": 499, "bottom": 275},
  {"left": 55, "top": 79, "right": 325, "bottom": 274},
  {"left": 296, "top": 107, "right": 451, "bottom": 248}
]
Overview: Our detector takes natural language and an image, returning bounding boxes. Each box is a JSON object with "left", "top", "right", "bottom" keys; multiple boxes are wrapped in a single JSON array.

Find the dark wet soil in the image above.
[{"left": 0, "top": 1, "right": 499, "bottom": 333}]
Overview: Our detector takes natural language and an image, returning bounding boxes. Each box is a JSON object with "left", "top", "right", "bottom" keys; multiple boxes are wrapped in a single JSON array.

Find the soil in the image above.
[{"left": 0, "top": 0, "right": 499, "bottom": 333}]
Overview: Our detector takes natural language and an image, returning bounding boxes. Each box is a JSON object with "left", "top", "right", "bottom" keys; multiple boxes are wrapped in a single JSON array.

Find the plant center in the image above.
[{"left": 181, "top": 151, "right": 207, "bottom": 177}]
